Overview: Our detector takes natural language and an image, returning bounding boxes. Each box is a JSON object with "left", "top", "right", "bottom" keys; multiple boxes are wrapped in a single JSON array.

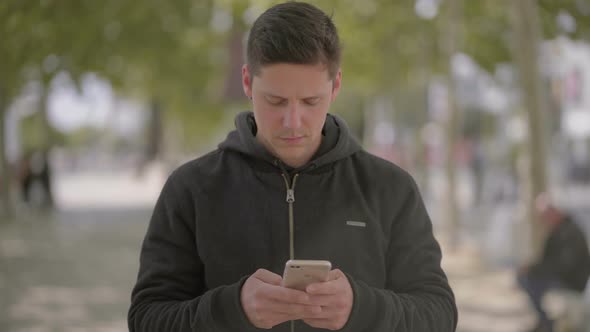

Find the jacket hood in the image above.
[{"left": 218, "top": 111, "right": 361, "bottom": 170}]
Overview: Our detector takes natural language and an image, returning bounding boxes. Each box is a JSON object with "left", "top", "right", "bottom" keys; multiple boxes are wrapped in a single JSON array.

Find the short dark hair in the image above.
[{"left": 246, "top": 1, "right": 341, "bottom": 80}]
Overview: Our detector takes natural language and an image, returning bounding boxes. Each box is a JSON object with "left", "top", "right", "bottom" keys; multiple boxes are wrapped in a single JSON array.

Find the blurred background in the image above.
[{"left": 1, "top": 0, "right": 590, "bottom": 331}]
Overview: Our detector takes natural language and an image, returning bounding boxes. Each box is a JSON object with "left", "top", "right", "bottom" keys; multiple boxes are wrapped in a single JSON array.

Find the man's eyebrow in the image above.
[
  {"left": 261, "top": 92, "right": 326, "bottom": 99},
  {"left": 263, "top": 93, "right": 286, "bottom": 99}
]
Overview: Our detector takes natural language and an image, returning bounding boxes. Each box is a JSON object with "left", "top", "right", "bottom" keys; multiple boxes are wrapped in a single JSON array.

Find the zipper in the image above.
[
  {"left": 275, "top": 159, "right": 300, "bottom": 332},
  {"left": 281, "top": 173, "right": 299, "bottom": 260}
]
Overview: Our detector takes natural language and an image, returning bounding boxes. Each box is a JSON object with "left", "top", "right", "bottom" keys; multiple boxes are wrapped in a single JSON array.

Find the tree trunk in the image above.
[
  {"left": 223, "top": 29, "right": 246, "bottom": 102},
  {"left": 442, "top": 0, "right": 463, "bottom": 250},
  {"left": 0, "top": 85, "right": 15, "bottom": 220},
  {"left": 39, "top": 84, "right": 52, "bottom": 147},
  {"left": 510, "top": 0, "right": 548, "bottom": 261},
  {"left": 415, "top": 34, "right": 432, "bottom": 197},
  {"left": 39, "top": 84, "right": 55, "bottom": 208},
  {"left": 146, "top": 99, "right": 163, "bottom": 163}
]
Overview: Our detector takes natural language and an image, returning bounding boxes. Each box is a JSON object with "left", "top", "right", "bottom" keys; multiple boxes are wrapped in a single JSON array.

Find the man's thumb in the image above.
[{"left": 254, "top": 268, "right": 282, "bottom": 285}]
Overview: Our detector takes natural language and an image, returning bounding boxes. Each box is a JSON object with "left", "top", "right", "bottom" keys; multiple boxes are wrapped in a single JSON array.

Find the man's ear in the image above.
[
  {"left": 242, "top": 64, "right": 252, "bottom": 99},
  {"left": 331, "top": 69, "right": 342, "bottom": 102}
]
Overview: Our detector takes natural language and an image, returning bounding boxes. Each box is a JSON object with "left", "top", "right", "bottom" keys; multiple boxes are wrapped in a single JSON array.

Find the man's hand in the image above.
[
  {"left": 241, "top": 269, "right": 322, "bottom": 329},
  {"left": 304, "top": 269, "right": 353, "bottom": 330}
]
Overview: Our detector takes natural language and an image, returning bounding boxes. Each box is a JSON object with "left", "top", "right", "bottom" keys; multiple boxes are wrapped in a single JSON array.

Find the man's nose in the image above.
[{"left": 283, "top": 103, "right": 302, "bottom": 129}]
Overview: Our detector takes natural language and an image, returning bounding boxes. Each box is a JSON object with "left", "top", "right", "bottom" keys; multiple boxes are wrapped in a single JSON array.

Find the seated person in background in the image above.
[{"left": 517, "top": 192, "right": 590, "bottom": 332}]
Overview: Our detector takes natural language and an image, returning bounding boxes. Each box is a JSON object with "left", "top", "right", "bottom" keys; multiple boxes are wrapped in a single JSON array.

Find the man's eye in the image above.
[
  {"left": 267, "top": 98, "right": 287, "bottom": 106},
  {"left": 303, "top": 98, "right": 320, "bottom": 106}
]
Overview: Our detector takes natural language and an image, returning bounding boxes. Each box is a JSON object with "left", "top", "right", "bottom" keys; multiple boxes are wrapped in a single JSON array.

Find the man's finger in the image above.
[
  {"left": 326, "top": 269, "right": 344, "bottom": 281},
  {"left": 303, "top": 318, "right": 343, "bottom": 330},
  {"left": 307, "top": 269, "right": 348, "bottom": 294},
  {"left": 253, "top": 269, "right": 283, "bottom": 286},
  {"left": 261, "top": 298, "right": 322, "bottom": 316},
  {"left": 303, "top": 318, "right": 330, "bottom": 325},
  {"left": 306, "top": 278, "right": 343, "bottom": 295},
  {"left": 266, "top": 284, "right": 312, "bottom": 304},
  {"left": 308, "top": 294, "right": 337, "bottom": 307}
]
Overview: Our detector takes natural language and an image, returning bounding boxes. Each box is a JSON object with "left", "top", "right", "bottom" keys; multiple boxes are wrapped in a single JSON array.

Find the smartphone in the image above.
[{"left": 282, "top": 259, "right": 332, "bottom": 291}]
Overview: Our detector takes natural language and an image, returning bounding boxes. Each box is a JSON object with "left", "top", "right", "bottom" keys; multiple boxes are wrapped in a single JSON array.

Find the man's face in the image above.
[
  {"left": 535, "top": 193, "right": 560, "bottom": 226},
  {"left": 242, "top": 63, "right": 342, "bottom": 168}
]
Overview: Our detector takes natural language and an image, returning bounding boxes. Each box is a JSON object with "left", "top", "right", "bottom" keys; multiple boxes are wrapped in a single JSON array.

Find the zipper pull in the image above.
[{"left": 286, "top": 189, "right": 295, "bottom": 203}]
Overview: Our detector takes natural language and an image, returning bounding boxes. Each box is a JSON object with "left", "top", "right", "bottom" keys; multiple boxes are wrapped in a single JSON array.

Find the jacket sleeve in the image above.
[
  {"left": 340, "top": 177, "right": 458, "bottom": 332},
  {"left": 128, "top": 172, "right": 261, "bottom": 332}
]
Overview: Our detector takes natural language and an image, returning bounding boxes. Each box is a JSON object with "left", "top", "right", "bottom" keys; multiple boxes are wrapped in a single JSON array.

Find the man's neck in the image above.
[{"left": 255, "top": 135, "right": 322, "bottom": 169}]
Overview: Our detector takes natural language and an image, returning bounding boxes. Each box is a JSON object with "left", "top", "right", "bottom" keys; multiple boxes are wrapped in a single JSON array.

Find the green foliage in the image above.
[
  {"left": 539, "top": 0, "right": 590, "bottom": 39},
  {"left": 461, "top": 1, "right": 512, "bottom": 72},
  {"left": 20, "top": 111, "right": 66, "bottom": 152},
  {"left": 2, "top": 0, "right": 590, "bottom": 146}
]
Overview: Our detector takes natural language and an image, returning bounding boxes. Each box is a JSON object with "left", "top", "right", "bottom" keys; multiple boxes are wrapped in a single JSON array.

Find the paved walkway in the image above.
[
  {"left": 441, "top": 238, "right": 536, "bottom": 332},
  {"left": 0, "top": 217, "right": 538, "bottom": 331}
]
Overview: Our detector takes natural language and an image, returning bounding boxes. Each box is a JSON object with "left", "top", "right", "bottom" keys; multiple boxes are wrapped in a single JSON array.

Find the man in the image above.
[
  {"left": 128, "top": 2, "right": 457, "bottom": 331},
  {"left": 517, "top": 193, "right": 590, "bottom": 332}
]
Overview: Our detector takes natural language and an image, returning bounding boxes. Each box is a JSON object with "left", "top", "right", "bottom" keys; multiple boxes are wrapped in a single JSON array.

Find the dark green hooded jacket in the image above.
[{"left": 128, "top": 112, "right": 457, "bottom": 331}]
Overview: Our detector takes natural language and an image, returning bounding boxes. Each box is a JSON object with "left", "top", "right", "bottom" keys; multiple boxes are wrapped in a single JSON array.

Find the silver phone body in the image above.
[{"left": 282, "top": 259, "right": 332, "bottom": 291}]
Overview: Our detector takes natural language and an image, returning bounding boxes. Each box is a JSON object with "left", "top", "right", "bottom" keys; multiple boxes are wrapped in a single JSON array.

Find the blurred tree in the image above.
[
  {"left": 441, "top": 0, "right": 463, "bottom": 250},
  {"left": 0, "top": 0, "right": 224, "bottom": 217},
  {"left": 0, "top": 1, "right": 48, "bottom": 218},
  {"left": 539, "top": 0, "right": 590, "bottom": 40},
  {"left": 510, "top": 0, "right": 549, "bottom": 262},
  {"left": 1, "top": 0, "right": 589, "bottom": 221},
  {"left": 454, "top": 0, "right": 590, "bottom": 259},
  {"left": 0, "top": 84, "right": 10, "bottom": 218}
]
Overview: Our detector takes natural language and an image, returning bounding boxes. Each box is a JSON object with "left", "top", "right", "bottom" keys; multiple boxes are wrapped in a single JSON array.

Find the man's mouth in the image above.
[{"left": 280, "top": 136, "right": 305, "bottom": 143}]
